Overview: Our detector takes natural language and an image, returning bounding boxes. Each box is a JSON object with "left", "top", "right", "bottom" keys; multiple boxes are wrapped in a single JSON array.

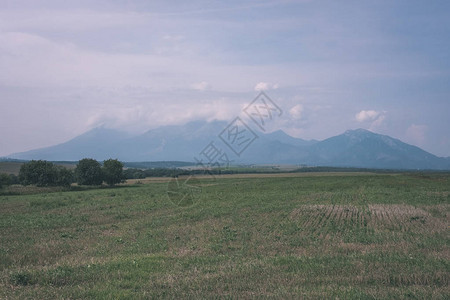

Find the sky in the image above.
[{"left": 1, "top": 0, "right": 449, "bottom": 157}]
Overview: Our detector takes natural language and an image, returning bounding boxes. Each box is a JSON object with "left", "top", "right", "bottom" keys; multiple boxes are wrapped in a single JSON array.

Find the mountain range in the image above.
[{"left": 5, "top": 120, "right": 450, "bottom": 170}]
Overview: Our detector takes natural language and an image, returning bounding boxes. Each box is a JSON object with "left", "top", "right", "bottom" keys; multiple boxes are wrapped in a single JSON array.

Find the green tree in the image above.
[
  {"left": 9, "top": 174, "right": 19, "bottom": 185},
  {"left": 102, "top": 159, "right": 124, "bottom": 186},
  {"left": 75, "top": 158, "right": 103, "bottom": 186},
  {"left": 55, "top": 166, "right": 74, "bottom": 187},
  {"left": 0, "top": 173, "right": 11, "bottom": 189},
  {"left": 19, "top": 160, "right": 58, "bottom": 187}
]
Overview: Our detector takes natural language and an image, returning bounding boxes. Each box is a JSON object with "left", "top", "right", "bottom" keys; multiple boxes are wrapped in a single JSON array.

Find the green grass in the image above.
[{"left": 0, "top": 173, "right": 449, "bottom": 299}]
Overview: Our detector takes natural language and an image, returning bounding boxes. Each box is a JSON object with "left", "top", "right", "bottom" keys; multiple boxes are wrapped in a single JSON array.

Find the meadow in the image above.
[{"left": 0, "top": 172, "right": 449, "bottom": 299}]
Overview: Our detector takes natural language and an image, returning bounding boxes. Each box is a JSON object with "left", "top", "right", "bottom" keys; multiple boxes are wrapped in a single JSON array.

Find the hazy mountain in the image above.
[
  {"left": 8, "top": 127, "right": 132, "bottom": 161},
  {"left": 122, "top": 120, "right": 227, "bottom": 161},
  {"left": 308, "top": 129, "right": 448, "bottom": 169},
  {"left": 7, "top": 121, "right": 233, "bottom": 162},
  {"left": 263, "top": 130, "right": 318, "bottom": 147},
  {"left": 5, "top": 121, "right": 450, "bottom": 170}
]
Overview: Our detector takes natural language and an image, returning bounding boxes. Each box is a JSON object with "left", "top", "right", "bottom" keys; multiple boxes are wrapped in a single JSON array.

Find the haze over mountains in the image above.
[{"left": 5, "top": 120, "right": 450, "bottom": 170}]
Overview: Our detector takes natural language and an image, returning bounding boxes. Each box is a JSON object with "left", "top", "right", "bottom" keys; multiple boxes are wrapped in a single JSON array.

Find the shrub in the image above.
[{"left": 10, "top": 271, "right": 34, "bottom": 286}]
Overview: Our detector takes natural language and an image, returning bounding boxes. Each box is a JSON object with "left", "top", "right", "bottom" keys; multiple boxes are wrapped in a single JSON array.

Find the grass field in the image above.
[{"left": 0, "top": 173, "right": 449, "bottom": 299}]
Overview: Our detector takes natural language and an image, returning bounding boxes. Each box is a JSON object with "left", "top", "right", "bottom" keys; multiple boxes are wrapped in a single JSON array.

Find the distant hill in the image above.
[
  {"left": 5, "top": 120, "right": 450, "bottom": 170},
  {"left": 4, "top": 127, "right": 131, "bottom": 162},
  {"left": 307, "top": 129, "right": 448, "bottom": 169}
]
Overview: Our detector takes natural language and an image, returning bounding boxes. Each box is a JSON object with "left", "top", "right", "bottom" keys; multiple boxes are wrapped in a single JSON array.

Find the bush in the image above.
[{"left": 9, "top": 271, "right": 34, "bottom": 286}]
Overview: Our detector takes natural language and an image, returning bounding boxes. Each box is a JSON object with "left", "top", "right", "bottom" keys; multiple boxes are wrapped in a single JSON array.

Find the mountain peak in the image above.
[
  {"left": 73, "top": 126, "right": 131, "bottom": 141},
  {"left": 345, "top": 128, "right": 373, "bottom": 135},
  {"left": 6, "top": 121, "right": 449, "bottom": 169}
]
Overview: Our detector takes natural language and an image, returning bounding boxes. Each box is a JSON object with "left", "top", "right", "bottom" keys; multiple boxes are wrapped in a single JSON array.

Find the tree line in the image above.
[
  {"left": 122, "top": 167, "right": 262, "bottom": 179},
  {"left": 0, "top": 158, "right": 124, "bottom": 189},
  {"left": 0, "top": 173, "right": 19, "bottom": 189}
]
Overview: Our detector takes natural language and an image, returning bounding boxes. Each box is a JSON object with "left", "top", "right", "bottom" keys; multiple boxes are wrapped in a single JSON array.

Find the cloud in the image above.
[
  {"left": 85, "top": 96, "right": 239, "bottom": 133},
  {"left": 406, "top": 124, "right": 427, "bottom": 146},
  {"left": 0, "top": 31, "right": 173, "bottom": 88},
  {"left": 0, "top": 31, "right": 295, "bottom": 93},
  {"left": 254, "top": 82, "right": 279, "bottom": 91},
  {"left": 289, "top": 104, "right": 304, "bottom": 119},
  {"left": 190, "top": 81, "right": 211, "bottom": 91},
  {"left": 355, "top": 109, "right": 386, "bottom": 131},
  {"left": 355, "top": 110, "right": 380, "bottom": 122},
  {"left": 369, "top": 114, "right": 386, "bottom": 131},
  {"left": 1, "top": 1, "right": 449, "bottom": 158}
]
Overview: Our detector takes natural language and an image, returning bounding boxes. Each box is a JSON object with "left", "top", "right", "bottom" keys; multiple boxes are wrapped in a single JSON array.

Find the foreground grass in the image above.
[{"left": 0, "top": 173, "right": 449, "bottom": 299}]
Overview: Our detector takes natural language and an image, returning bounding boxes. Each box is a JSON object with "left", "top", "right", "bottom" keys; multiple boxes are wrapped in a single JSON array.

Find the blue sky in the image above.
[{"left": 1, "top": 0, "right": 449, "bottom": 157}]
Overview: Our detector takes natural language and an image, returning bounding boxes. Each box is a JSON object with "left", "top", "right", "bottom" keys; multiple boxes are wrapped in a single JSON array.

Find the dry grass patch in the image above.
[{"left": 288, "top": 204, "right": 448, "bottom": 237}]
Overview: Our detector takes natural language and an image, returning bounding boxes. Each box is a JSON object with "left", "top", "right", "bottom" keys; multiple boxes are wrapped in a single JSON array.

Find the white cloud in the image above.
[
  {"left": 355, "top": 109, "right": 386, "bottom": 131},
  {"left": 0, "top": 31, "right": 175, "bottom": 88},
  {"left": 86, "top": 96, "right": 238, "bottom": 133},
  {"left": 355, "top": 110, "right": 380, "bottom": 122},
  {"left": 289, "top": 104, "right": 304, "bottom": 119},
  {"left": 369, "top": 114, "right": 385, "bottom": 131},
  {"left": 190, "top": 81, "right": 211, "bottom": 91},
  {"left": 1, "top": 1, "right": 449, "bottom": 158},
  {"left": 0, "top": 31, "right": 297, "bottom": 92},
  {"left": 254, "top": 82, "right": 279, "bottom": 91}
]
